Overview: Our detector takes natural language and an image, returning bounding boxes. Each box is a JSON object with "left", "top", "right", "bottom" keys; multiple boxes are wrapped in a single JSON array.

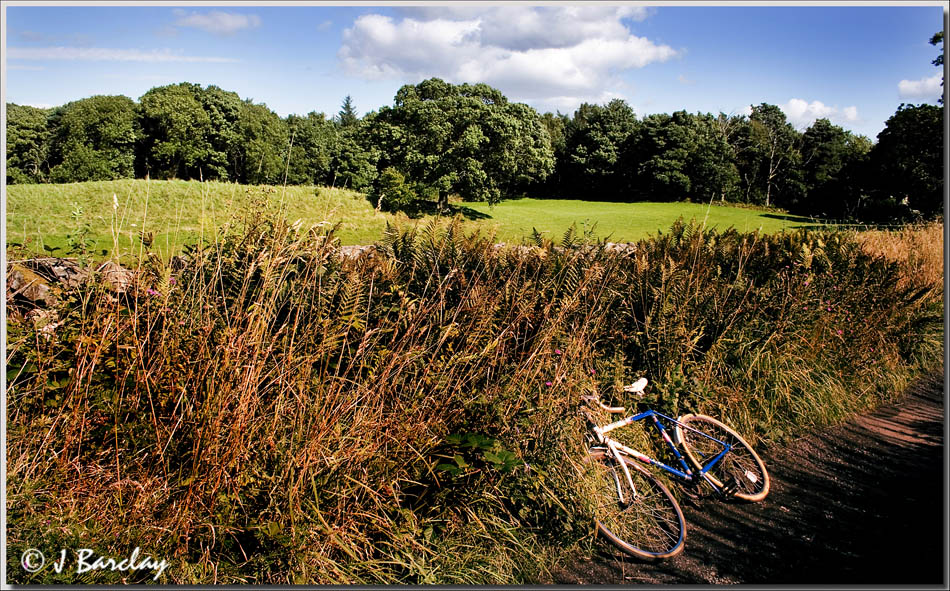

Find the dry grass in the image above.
[
  {"left": 5, "top": 200, "right": 944, "bottom": 584},
  {"left": 855, "top": 221, "right": 944, "bottom": 290}
]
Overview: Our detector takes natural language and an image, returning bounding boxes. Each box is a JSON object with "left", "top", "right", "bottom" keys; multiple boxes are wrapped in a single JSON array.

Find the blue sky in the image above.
[{"left": 2, "top": 3, "right": 945, "bottom": 141}]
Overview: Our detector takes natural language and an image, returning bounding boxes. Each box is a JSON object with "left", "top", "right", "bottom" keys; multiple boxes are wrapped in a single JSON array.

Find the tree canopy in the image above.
[
  {"left": 6, "top": 103, "right": 51, "bottom": 184},
  {"left": 366, "top": 78, "right": 554, "bottom": 209},
  {"left": 869, "top": 103, "right": 944, "bottom": 219},
  {"left": 5, "top": 64, "right": 943, "bottom": 224}
]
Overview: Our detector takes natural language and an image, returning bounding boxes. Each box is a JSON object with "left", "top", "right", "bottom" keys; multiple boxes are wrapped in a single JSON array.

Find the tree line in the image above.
[{"left": 6, "top": 34, "right": 943, "bottom": 223}]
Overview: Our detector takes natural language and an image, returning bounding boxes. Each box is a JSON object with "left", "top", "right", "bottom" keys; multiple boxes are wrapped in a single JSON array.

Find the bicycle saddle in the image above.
[{"left": 622, "top": 377, "right": 648, "bottom": 395}]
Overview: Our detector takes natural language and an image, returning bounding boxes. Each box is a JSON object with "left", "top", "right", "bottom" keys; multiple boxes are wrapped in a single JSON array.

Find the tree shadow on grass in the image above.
[
  {"left": 759, "top": 213, "right": 823, "bottom": 224},
  {"left": 402, "top": 199, "right": 493, "bottom": 220},
  {"left": 759, "top": 213, "right": 901, "bottom": 231}
]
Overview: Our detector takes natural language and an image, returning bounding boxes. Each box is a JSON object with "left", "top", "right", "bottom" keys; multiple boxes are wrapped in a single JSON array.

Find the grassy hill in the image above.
[{"left": 5, "top": 179, "right": 825, "bottom": 259}]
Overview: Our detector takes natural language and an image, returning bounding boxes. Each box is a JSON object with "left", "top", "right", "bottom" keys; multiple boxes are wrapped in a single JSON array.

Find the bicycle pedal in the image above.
[
  {"left": 721, "top": 476, "right": 741, "bottom": 497},
  {"left": 678, "top": 487, "right": 704, "bottom": 507}
]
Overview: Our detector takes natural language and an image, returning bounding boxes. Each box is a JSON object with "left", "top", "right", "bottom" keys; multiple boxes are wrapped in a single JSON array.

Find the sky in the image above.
[{"left": 2, "top": 2, "right": 946, "bottom": 141}]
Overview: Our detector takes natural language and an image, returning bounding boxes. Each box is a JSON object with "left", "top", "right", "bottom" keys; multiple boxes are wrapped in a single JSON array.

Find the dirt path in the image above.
[{"left": 551, "top": 369, "right": 946, "bottom": 585}]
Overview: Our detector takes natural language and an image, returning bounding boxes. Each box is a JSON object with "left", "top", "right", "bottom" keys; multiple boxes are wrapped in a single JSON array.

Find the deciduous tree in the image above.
[
  {"left": 284, "top": 111, "right": 335, "bottom": 185},
  {"left": 138, "top": 83, "right": 217, "bottom": 180},
  {"left": 47, "top": 95, "right": 139, "bottom": 182},
  {"left": 562, "top": 99, "right": 638, "bottom": 199},
  {"left": 366, "top": 78, "right": 554, "bottom": 210},
  {"left": 5, "top": 103, "right": 50, "bottom": 184},
  {"left": 931, "top": 31, "right": 944, "bottom": 104},
  {"left": 869, "top": 103, "right": 943, "bottom": 219}
]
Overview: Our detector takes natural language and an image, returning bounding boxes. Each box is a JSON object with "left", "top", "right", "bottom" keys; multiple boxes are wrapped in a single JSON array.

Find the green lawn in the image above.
[
  {"left": 5, "top": 179, "right": 824, "bottom": 259},
  {"left": 461, "top": 198, "right": 820, "bottom": 243}
]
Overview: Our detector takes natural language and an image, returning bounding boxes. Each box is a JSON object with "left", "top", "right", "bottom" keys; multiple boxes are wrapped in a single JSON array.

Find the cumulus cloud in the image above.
[
  {"left": 780, "top": 98, "right": 859, "bottom": 128},
  {"left": 396, "top": 5, "right": 652, "bottom": 51},
  {"left": 898, "top": 73, "right": 942, "bottom": 99},
  {"left": 7, "top": 47, "right": 237, "bottom": 63},
  {"left": 338, "top": 7, "right": 676, "bottom": 104},
  {"left": 173, "top": 10, "right": 261, "bottom": 35}
]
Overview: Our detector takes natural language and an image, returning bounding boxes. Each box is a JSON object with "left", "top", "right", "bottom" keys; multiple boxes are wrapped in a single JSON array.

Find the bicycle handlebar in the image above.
[{"left": 580, "top": 395, "right": 625, "bottom": 414}]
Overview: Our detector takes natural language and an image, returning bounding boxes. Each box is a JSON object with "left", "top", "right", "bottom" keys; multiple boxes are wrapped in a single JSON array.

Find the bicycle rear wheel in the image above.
[
  {"left": 586, "top": 447, "right": 686, "bottom": 560},
  {"left": 674, "top": 414, "right": 770, "bottom": 502}
]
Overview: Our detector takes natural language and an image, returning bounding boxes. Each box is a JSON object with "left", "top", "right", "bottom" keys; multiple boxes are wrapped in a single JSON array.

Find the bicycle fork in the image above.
[{"left": 606, "top": 442, "right": 639, "bottom": 504}]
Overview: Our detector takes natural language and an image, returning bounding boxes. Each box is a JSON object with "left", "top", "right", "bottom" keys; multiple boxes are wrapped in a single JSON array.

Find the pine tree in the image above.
[{"left": 338, "top": 95, "right": 359, "bottom": 127}]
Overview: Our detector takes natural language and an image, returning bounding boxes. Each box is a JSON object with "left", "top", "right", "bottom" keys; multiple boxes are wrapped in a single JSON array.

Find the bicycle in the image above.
[{"left": 582, "top": 377, "right": 770, "bottom": 560}]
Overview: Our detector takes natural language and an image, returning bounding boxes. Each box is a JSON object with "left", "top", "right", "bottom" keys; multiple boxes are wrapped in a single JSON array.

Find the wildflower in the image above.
[
  {"left": 837, "top": 330, "right": 843, "bottom": 335},
  {"left": 590, "top": 369, "right": 596, "bottom": 375},
  {"left": 545, "top": 381, "right": 552, "bottom": 387},
  {"left": 112, "top": 193, "right": 119, "bottom": 211},
  {"left": 169, "top": 277, "right": 177, "bottom": 285},
  {"left": 554, "top": 349, "right": 562, "bottom": 355},
  {"left": 147, "top": 288, "right": 160, "bottom": 296}
]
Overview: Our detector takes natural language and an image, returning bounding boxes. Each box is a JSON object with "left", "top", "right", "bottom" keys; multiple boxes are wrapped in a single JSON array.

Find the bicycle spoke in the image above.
[
  {"left": 588, "top": 449, "right": 686, "bottom": 558},
  {"left": 676, "top": 415, "right": 770, "bottom": 502}
]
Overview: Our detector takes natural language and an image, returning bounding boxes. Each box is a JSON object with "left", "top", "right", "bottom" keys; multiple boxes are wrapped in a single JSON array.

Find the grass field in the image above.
[
  {"left": 461, "top": 198, "right": 821, "bottom": 242},
  {"left": 5, "top": 179, "right": 826, "bottom": 259}
]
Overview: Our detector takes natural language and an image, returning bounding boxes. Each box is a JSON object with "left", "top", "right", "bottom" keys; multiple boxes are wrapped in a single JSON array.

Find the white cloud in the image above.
[
  {"left": 397, "top": 5, "right": 651, "bottom": 51},
  {"left": 7, "top": 46, "right": 237, "bottom": 63},
  {"left": 898, "top": 73, "right": 942, "bottom": 99},
  {"left": 173, "top": 10, "right": 261, "bottom": 35},
  {"left": 317, "top": 20, "right": 333, "bottom": 32},
  {"left": 780, "top": 98, "right": 859, "bottom": 128},
  {"left": 338, "top": 7, "right": 676, "bottom": 105}
]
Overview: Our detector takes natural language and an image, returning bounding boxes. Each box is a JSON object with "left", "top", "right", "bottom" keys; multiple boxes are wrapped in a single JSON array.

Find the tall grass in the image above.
[
  {"left": 855, "top": 221, "right": 944, "bottom": 290},
  {"left": 5, "top": 195, "right": 942, "bottom": 584}
]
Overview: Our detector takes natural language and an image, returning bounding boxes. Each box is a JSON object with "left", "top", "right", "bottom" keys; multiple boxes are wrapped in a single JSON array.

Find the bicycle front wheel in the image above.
[
  {"left": 586, "top": 447, "right": 686, "bottom": 560},
  {"left": 674, "top": 414, "right": 770, "bottom": 502}
]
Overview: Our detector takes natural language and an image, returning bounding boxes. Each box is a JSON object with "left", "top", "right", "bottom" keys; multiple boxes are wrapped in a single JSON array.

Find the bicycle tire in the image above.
[
  {"left": 586, "top": 447, "right": 686, "bottom": 560},
  {"left": 674, "top": 414, "right": 770, "bottom": 502}
]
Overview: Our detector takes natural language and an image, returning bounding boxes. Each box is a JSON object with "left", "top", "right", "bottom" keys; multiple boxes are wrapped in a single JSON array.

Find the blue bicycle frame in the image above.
[{"left": 595, "top": 409, "right": 733, "bottom": 492}]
